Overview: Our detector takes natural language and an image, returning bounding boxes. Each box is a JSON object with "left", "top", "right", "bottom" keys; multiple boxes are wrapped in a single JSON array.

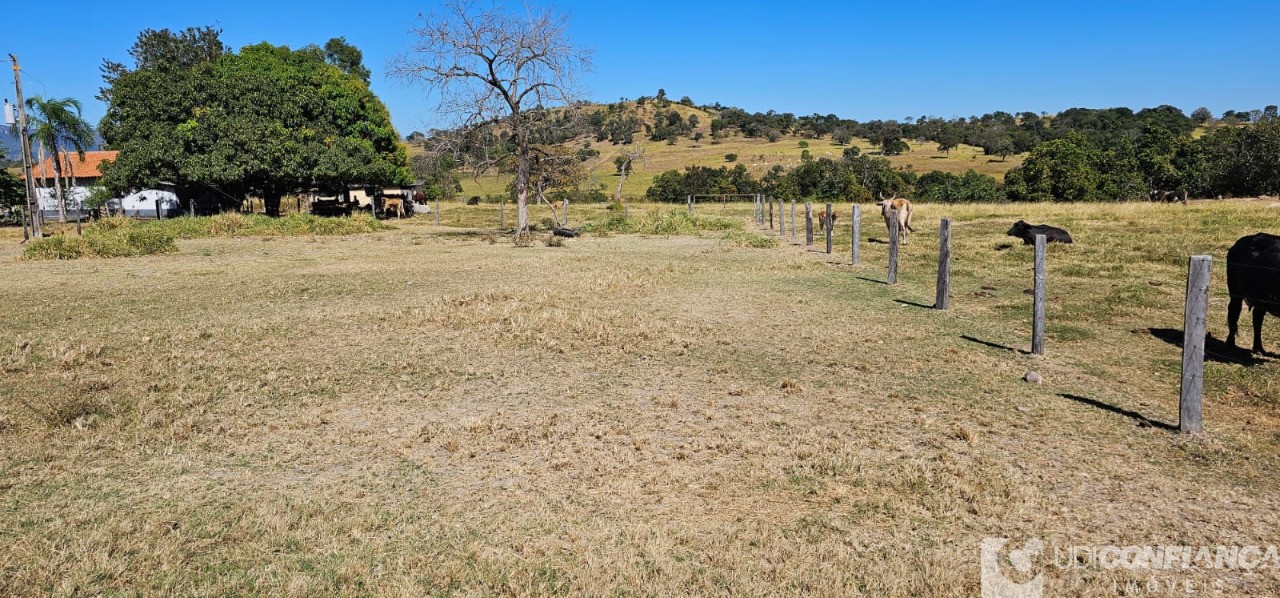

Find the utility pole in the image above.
[{"left": 9, "top": 54, "right": 40, "bottom": 238}]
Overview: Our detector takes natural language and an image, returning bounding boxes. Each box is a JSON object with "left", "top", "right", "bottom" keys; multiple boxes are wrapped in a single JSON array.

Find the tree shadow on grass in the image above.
[
  {"left": 1147, "top": 328, "right": 1265, "bottom": 367},
  {"left": 1058, "top": 393, "right": 1176, "bottom": 431},
  {"left": 960, "top": 334, "right": 1027, "bottom": 354},
  {"left": 854, "top": 276, "right": 888, "bottom": 285},
  {"left": 893, "top": 299, "right": 934, "bottom": 310}
]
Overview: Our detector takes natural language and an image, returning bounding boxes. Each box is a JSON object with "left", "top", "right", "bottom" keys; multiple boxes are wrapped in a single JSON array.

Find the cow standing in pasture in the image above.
[
  {"left": 817, "top": 208, "right": 839, "bottom": 232},
  {"left": 1150, "top": 189, "right": 1188, "bottom": 204},
  {"left": 382, "top": 197, "right": 405, "bottom": 218},
  {"left": 1007, "top": 220, "right": 1073, "bottom": 244},
  {"left": 1226, "top": 232, "right": 1280, "bottom": 355},
  {"left": 876, "top": 192, "right": 914, "bottom": 244}
]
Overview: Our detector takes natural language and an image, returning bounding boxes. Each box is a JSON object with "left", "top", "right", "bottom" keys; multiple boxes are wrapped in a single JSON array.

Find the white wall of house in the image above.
[{"left": 35, "top": 186, "right": 181, "bottom": 219}]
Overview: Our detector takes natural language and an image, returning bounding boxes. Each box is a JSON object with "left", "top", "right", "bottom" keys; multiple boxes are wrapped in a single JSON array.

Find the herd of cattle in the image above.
[{"left": 862, "top": 191, "right": 1276, "bottom": 356}]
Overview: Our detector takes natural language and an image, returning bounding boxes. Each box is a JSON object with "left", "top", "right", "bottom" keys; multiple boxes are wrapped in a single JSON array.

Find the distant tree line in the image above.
[
  {"left": 1005, "top": 117, "right": 1280, "bottom": 200},
  {"left": 644, "top": 112, "right": 1280, "bottom": 202},
  {"left": 645, "top": 151, "right": 1002, "bottom": 204}
]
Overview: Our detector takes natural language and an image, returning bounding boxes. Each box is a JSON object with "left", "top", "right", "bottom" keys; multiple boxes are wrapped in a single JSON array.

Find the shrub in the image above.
[
  {"left": 22, "top": 224, "right": 178, "bottom": 260},
  {"left": 21, "top": 235, "right": 88, "bottom": 260},
  {"left": 725, "top": 153, "right": 738, "bottom": 163}
]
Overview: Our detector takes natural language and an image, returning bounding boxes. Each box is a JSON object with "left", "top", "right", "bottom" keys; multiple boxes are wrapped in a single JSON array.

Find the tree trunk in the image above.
[
  {"left": 515, "top": 143, "right": 530, "bottom": 236},
  {"left": 263, "top": 189, "right": 283, "bottom": 217},
  {"left": 614, "top": 162, "right": 627, "bottom": 202},
  {"left": 51, "top": 149, "right": 67, "bottom": 224},
  {"left": 536, "top": 182, "right": 561, "bottom": 228}
]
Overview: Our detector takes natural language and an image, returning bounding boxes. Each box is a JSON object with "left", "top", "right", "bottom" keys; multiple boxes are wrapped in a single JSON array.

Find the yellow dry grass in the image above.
[{"left": 0, "top": 199, "right": 1278, "bottom": 595}]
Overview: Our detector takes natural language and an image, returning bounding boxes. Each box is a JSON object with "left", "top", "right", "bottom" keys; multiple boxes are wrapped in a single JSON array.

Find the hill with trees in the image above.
[{"left": 427, "top": 92, "right": 1279, "bottom": 204}]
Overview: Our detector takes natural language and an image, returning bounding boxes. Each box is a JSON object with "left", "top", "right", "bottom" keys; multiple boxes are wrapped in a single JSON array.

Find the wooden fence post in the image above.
[
  {"left": 935, "top": 218, "right": 952, "bottom": 310},
  {"left": 687, "top": 194, "right": 693, "bottom": 215},
  {"left": 824, "top": 202, "right": 834, "bottom": 254},
  {"left": 777, "top": 198, "right": 785, "bottom": 238},
  {"left": 790, "top": 200, "right": 797, "bottom": 243},
  {"left": 851, "top": 205, "right": 861, "bottom": 265},
  {"left": 435, "top": 196, "right": 441, "bottom": 225},
  {"left": 1032, "top": 234, "right": 1047, "bottom": 355},
  {"left": 155, "top": 198, "right": 162, "bottom": 221},
  {"left": 1180, "top": 255, "right": 1211, "bottom": 433},
  {"left": 804, "top": 202, "right": 813, "bottom": 246},
  {"left": 564, "top": 199, "right": 570, "bottom": 227},
  {"left": 887, "top": 209, "right": 899, "bottom": 284},
  {"left": 500, "top": 199, "right": 506, "bottom": 229},
  {"left": 768, "top": 198, "right": 774, "bottom": 230}
]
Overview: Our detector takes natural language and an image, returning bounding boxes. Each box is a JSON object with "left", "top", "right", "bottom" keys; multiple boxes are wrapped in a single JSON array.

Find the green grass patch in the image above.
[
  {"left": 20, "top": 214, "right": 389, "bottom": 260},
  {"left": 583, "top": 209, "right": 743, "bottom": 236},
  {"left": 721, "top": 230, "right": 779, "bottom": 249},
  {"left": 142, "top": 213, "right": 391, "bottom": 239},
  {"left": 22, "top": 225, "right": 178, "bottom": 260}
]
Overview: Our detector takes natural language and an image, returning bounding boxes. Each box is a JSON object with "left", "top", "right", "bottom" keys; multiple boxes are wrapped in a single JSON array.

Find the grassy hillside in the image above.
[{"left": 410, "top": 101, "right": 1026, "bottom": 200}]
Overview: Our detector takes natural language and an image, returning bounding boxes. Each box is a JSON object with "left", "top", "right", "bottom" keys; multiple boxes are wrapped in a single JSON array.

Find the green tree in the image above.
[
  {"left": 0, "top": 169, "right": 24, "bottom": 214},
  {"left": 881, "top": 138, "right": 910, "bottom": 156},
  {"left": 24, "top": 96, "right": 95, "bottom": 223},
  {"left": 322, "top": 37, "right": 371, "bottom": 84},
  {"left": 1191, "top": 107, "right": 1213, "bottom": 124},
  {"left": 1004, "top": 133, "right": 1101, "bottom": 201},
  {"left": 831, "top": 127, "right": 852, "bottom": 146},
  {"left": 101, "top": 28, "right": 409, "bottom": 216}
]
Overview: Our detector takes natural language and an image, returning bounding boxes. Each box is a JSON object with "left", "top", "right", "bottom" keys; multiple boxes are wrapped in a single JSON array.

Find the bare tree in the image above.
[
  {"left": 390, "top": 2, "right": 590, "bottom": 237},
  {"left": 613, "top": 147, "right": 644, "bottom": 204}
]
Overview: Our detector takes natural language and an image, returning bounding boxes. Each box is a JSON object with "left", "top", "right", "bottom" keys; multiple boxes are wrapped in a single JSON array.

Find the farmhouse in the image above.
[{"left": 26, "top": 150, "right": 181, "bottom": 218}]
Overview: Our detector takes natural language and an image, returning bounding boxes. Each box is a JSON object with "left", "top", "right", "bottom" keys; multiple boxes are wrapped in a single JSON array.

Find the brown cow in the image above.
[
  {"left": 382, "top": 197, "right": 405, "bottom": 218},
  {"left": 876, "top": 192, "right": 915, "bottom": 244},
  {"left": 816, "top": 208, "right": 839, "bottom": 232}
]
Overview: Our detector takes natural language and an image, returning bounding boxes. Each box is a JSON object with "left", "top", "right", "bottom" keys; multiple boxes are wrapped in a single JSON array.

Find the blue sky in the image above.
[{"left": 4, "top": 0, "right": 1276, "bottom": 137}]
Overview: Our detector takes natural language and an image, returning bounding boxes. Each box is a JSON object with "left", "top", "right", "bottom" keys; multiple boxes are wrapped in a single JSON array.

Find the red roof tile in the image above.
[{"left": 27, "top": 150, "right": 118, "bottom": 180}]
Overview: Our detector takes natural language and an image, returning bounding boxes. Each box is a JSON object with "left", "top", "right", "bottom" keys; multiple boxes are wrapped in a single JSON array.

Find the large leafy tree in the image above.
[
  {"left": 0, "top": 169, "right": 23, "bottom": 213},
  {"left": 99, "top": 27, "right": 409, "bottom": 215},
  {"left": 24, "top": 96, "right": 95, "bottom": 223}
]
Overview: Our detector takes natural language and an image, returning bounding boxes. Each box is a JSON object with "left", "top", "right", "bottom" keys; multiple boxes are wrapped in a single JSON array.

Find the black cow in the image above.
[
  {"left": 1150, "top": 189, "right": 1188, "bottom": 204},
  {"left": 1226, "top": 232, "right": 1280, "bottom": 355},
  {"left": 1007, "top": 220, "right": 1073, "bottom": 245}
]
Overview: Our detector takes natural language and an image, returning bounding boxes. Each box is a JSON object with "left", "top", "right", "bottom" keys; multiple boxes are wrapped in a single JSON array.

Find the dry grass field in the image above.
[{"left": 1, "top": 199, "right": 1278, "bottom": 595}]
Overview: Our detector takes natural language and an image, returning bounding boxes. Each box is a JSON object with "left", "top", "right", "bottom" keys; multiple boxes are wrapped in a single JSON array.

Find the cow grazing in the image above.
[
  {"left": 1226, "top": 232, "right": 1280, "bottom": 355},
  {"left": 876, "top": 192, "right": 915, "bottom": 244},
  {"left": 1006, "top": 220, "right": 1073, "bottom": 245},
  {"left": 1150, "top": 189, "right": 1188, "bottom": 204},
  {"left": 816, "top": 209, "right": 839, "bottom": 232},
  {"left": 466, "top": 196, "right": 481, "bottom": 206},
  {"left": 380, "top": 196, "right": 405, "bottom": 218}
]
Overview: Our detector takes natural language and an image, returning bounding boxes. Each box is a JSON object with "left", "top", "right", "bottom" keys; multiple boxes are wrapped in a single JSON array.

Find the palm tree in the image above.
[{"left": 25, "top": 96, "right": 94, "bottom": 224}]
